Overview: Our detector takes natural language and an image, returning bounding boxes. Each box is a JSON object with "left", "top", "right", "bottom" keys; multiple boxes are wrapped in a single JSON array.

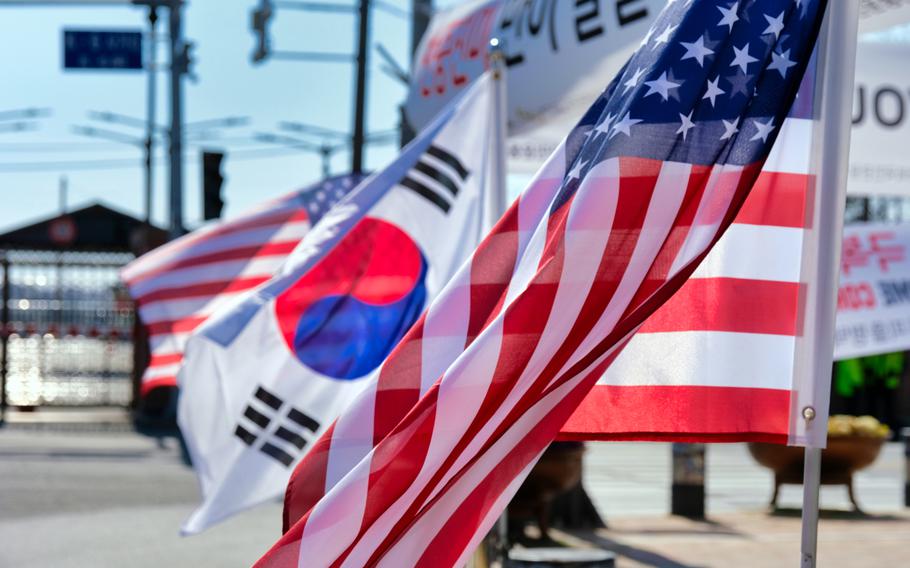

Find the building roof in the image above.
[{"left": 0, "top": 202, "right": 168, "bottom": 253}]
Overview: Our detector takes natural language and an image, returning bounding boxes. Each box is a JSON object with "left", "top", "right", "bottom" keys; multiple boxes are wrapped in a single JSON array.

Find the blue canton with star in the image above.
[
  {"left": 293, "top": 172, "right": 366, "bottom": 225},
  {"left": 559, "top": 0, "right": 825, "bottom": 200}
]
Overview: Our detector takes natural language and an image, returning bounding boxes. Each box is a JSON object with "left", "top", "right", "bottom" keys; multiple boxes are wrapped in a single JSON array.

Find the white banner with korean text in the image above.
[
  {"left": 406, "top": 0, "right": 665, "bottom": 172},
  {"left": 836, "top": 224, "right": 910, "bottom": 359},
  {"left": 408, "top": 2, "right": 910, "bottom": 182}
]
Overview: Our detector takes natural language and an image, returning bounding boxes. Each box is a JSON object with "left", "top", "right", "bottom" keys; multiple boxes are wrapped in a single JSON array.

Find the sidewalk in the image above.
[
  {"left": 573, "top": 442, "right": 909, "bottom": 566},
  {"left": 583, "top": 442, "right": 905, "bottom": 517},
  {"left": 572, "top": 510, "right": 910, "bottom": 567},
  {"left": 0, "top": 426, "right": 906, "bottom": 567},
  {"left": 1, "top": 406, "right": 133, "bottom": 431}
]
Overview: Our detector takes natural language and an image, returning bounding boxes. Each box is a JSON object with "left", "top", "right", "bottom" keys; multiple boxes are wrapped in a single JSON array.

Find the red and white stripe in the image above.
[
  {"left": 260, "top": 134, "right": 788, "bottom": 565},
  {"left": 122, "top": 197, "right": 314, "bottom": 394},
  {"left": 561, "top": 116, "right": 813, "bottom": 444}
]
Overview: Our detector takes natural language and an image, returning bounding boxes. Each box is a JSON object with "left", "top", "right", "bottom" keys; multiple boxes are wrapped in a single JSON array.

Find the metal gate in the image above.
[{"left": 0, "top": 250, "right": 135, "bottom": 409}]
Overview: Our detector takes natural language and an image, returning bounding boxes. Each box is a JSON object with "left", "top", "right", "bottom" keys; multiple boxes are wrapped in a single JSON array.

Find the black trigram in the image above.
[
  {"left": 234, "top": 386, "right": 321, "bottom": 467},
  {"left": 398, "top": 145, "right": 470, "bottom": 214}
]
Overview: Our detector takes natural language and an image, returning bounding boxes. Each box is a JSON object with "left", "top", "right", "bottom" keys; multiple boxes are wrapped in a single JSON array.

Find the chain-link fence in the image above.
[{"left": 1, "top": 250, "right": 135, "bottom": 408}]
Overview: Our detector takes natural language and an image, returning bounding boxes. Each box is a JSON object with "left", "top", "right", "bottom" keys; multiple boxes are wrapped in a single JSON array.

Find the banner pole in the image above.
[
  {"left": 799, "top": 2, "right": 860, "bottom": 566},
  {"left": 800, "top": 433, "right": 822, "bottom": 567}
]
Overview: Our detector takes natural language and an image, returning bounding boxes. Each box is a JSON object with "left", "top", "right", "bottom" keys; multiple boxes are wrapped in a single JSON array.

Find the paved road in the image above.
[
  {"left": 0, "top": 427, "right": 281, "bottom": 568},
  {"left": 0, "top": 424, "right": 906, "bottom": 567}
]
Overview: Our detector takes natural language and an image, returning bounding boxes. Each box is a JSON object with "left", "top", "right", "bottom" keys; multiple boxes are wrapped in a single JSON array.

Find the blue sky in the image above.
[{"left": 0, "top": 0, "right": 459, "bottom": 232}]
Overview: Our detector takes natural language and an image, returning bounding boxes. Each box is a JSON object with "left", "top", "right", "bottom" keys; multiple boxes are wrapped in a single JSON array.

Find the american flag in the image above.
[
  {"left": 562, "top": 52, "right": 819, "bottom": 444},
  {"left": 261, "top": 1, "right": 828, "bottom": 565},
  {"left": 121, "top": 174, "right": 362, "bottom": 394}
]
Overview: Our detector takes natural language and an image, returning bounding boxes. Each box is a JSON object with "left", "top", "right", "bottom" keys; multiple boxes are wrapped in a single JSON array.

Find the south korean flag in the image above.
[{"left": 177, "top": 73, "right": 503, "bottom": 534}]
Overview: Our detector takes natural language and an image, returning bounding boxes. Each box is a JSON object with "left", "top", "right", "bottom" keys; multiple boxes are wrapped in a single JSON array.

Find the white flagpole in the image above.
[
  {"left": 489, "top": 38, "right": 510, "bottom": 565},
  {"left": 487, "top": 37, "right": 509, "bottom": 228},
  {"left": 799, "top": 2, "right": 860, "bottom": 567},
  {"left": 467, "top": 39, "right": 510, "bottom": 568}
]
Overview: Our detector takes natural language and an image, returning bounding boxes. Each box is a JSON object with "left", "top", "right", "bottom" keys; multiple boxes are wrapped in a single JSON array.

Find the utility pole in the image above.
[
  {"left": 400, "top": 0, "right": 431, "bottom": 146},
  {"left": 319, "top": 145, "right": 332, "bottom": 178},
  {"left": 145, "top": 5, "right": 158, "bottom": 224},
  {"left": 351, "top": 0, "right": 370, "bottom": 174},
  {"left": 411, "top": 0, "right": 431, "bottom": 57},
  {"left": 167, "top": 0, "right": 185, "bottom": 237},
  {"left": 59, "top": 175, "right": 68, "bottom": 213}
]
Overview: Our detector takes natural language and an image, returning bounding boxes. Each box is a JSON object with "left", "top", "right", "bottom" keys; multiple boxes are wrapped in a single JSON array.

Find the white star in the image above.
[
  {"left": 763, "top": 11, "right": 786, "bottom": 38},
  {"left": 680, "top": 35, "right": 714, "bottom": 67},
  {"left": 566, "top": 159, "right": 588, "bottom": 182},
  {"left": 702, "top": 76, "right": 725, "bottom": 107},
  {"left": 768, "top": 49, "right": 797, "bottom": 78},
  {"left": 610, "top": 112, "right": 643, "bottom": 139},
  {"left": 717, "top": 2, "right": 739, "bottom": 31},
  {"left": 676, "top": 111, "right": 696, "bottom": 141},
  {"left": 639, "top": 27, "right": 655, "bottom": 48},
  {"left": 750, "top": 118, "right": 775, "bottom": 142},
  {"left": 590, "top": 113, "right": 616, "bottom": 138},
  {"left": 730, "top": 43, "right": 758, "bottom": 73},
  {"left": 652, "top": 24, "right": 678, "bottom": 49},
  {"left": 720, "top": 117, "right": 740, "bottom": 140},
  {"left": 644, "top": 71, "right": 681, "bottom": 101},
  {"left": 622, "top": 67, "right": 647, "bottom": 94}
]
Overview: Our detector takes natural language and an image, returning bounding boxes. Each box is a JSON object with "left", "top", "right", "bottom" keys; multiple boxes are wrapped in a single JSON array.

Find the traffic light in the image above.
[
  {"left": 251, "top": 0, "right": 273, "bottom": 64},
  {"left": 202, "top": 151, "right": 225, "bottom": 221},
  {"left": 180, "top": 41, "right": 197, "bottom": 81}
]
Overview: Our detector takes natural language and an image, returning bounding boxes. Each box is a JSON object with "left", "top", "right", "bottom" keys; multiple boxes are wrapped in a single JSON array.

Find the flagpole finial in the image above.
[{"left": 488, "top": 37, "right": 505, "bottom": 79}]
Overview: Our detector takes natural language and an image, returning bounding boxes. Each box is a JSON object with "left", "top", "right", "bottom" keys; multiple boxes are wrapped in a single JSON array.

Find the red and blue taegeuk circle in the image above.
[{"left": 274, "top": 217, "right": 427, "bottom": 380}]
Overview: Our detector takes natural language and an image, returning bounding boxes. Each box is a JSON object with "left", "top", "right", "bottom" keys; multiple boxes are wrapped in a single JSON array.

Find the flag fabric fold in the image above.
[
  {"left": 121, "top": 174, "right": 362, "bottom": 394},
  {"left": 263, "top": 1, "right": 828, "bottom": 566},
  {"left": 177, "top": 73, "right": 500, "bottom": 534}
]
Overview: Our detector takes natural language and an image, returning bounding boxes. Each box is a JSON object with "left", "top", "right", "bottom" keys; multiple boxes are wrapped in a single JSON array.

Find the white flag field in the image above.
[{"left": 176, "top": 73, "right": 501, "bottom": 534}]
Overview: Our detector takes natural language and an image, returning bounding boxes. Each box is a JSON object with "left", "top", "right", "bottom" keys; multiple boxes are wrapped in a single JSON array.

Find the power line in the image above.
[
  {"left": 0, "top": 141, "right": 139, "bottom": 152},
  {"left": 72, "top": 124, "right": 145, "bottom": 147},
  {"left": 0, "top": 146, "right": 341, "bottom": 172},
  {"left": 0, "top": 135, "right": 281, "bottom": 154},
  {"left": 0, "top": 158, "right": 141, "bottom": 172},
  {"left": 0, "top": 108, "right": 52, "bottom": 122},
  {"left": 0, "top": 124, "right": 403, "bottom": 168},
  {"left": 0, "top": 122, "right": 38, "bottom": 134}
]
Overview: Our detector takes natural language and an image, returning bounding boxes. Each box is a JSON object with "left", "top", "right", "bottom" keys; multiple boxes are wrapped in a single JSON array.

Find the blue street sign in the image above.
[{"left": 63, "top": 30, "right": 143, "bottom": 71}]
